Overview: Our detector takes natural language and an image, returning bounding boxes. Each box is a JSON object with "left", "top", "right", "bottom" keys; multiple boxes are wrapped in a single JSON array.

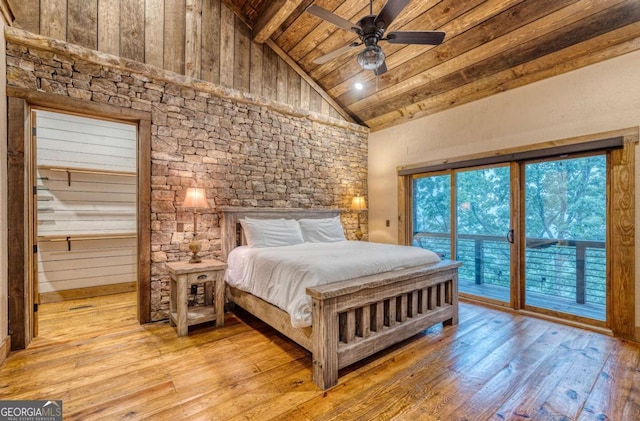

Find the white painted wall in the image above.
[
  {"left": 368, "top": 49, "right": 640, "bottom": 323},
  {"left": 35, "top": 111, "right": 137, "bottom": 294}
]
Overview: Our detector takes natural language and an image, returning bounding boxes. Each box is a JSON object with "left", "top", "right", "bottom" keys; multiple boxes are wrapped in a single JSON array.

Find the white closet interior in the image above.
[{"left": 35, "top": 110, "right": 138, "bottom": 302}]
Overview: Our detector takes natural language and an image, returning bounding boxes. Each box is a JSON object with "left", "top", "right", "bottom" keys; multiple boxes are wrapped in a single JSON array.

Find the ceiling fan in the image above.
[{"left": 306, "top": 0, "right": 445, "bottom": 75}]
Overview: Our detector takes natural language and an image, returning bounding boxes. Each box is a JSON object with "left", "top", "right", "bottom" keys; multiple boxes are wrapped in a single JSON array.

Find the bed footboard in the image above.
[{"left": 306, "top": 260, "right": 461, "bottom": 389}]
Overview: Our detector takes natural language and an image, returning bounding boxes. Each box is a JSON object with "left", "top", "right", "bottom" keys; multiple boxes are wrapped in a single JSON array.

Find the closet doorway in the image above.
[
  {"left": 33, "top": 109, "right": 138, "bottom": 335},
  {"left": 8, "top": 92, "right": 151, "bottom": 350}
]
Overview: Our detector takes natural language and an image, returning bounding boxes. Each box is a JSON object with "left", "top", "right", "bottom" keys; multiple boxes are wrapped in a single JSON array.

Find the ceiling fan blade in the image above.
[
  {"left": 313, "top": 43, "right": 361, "bottom": 65},
  {"left": 306, "top": 5, "right": 360, "bottom": 34},
  {"left": 374, "top": 61, "right": 388, "bottom": 76},
  {"left": 374, "top": 0, "right": 410, "bottom": 29},
  {"left": 386, "top": 31, "right": 446, "bottom": 45}
]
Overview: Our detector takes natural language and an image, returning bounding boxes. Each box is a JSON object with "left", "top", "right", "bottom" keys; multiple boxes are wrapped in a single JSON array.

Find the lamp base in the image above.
[
  {"left": 354, "top": 228, "right": 364, "bottom": 241},
  {"left": 189, "top": 239, "right": 202, "bottom": 263}
]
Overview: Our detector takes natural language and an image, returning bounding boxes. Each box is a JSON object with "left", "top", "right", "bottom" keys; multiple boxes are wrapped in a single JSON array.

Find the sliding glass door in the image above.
[
  {"left": 522, "top": 155, "right": 607, "bottom": 321},
  {"left": 455, "top": 166, "right": 511, "bottom": 303},
  {"left": 410, "top": 152, "right": 608, "bottom": 324},
  {"left": 412, "top": 165, "right": 512, "bottom": 304}
]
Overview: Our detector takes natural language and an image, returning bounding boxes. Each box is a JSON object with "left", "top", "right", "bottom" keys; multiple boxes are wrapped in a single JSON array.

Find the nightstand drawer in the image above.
[{"left": 187, "top": 270, "right": 220, "bottom": 285}]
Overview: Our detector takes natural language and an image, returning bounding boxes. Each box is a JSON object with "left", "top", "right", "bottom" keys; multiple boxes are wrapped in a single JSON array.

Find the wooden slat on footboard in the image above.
[{"left": 307, "top": 260, "right": 461, "bottom": 389}]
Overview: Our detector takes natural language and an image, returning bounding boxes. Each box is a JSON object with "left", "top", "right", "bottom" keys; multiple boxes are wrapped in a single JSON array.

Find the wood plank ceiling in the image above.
[{"left": 225, "top": 0, "right": 640, "bottom": 131}]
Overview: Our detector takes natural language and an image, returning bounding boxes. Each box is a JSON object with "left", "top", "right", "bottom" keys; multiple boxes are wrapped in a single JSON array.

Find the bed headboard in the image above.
[{"left": 220, "top": 207, "right": 341, "bottom": 261}]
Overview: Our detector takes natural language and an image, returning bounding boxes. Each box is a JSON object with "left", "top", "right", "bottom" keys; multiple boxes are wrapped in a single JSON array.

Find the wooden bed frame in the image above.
[{"left": 221, "top": 207, "right": 461, "bottom": 389}]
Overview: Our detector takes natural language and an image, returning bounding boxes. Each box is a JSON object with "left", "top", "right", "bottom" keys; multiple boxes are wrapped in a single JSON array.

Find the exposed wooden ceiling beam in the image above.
[{"left": 253, "top": 0, "right": 304, "bottom": 43}]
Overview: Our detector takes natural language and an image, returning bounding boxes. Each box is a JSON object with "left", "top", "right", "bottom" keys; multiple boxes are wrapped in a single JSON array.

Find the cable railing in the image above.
[{"left": 413, "top": 232, "right": 606, "bottom": 306}]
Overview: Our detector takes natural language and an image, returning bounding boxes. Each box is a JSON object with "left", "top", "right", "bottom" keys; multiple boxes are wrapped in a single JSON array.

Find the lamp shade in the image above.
[
  {"left": 351, "top": 196, "right": 367, "bottom": 211},
  {"left": 182, "top": 187, "right": 210, "bottom": 209}
]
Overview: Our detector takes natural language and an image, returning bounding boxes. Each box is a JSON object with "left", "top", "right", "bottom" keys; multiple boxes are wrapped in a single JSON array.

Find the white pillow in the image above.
[
  {"left": 239, "top": 217, "right": 304, "bottom": 248},
  {"left": 298, "top": 216, "right": 346, "bottom": 243}
]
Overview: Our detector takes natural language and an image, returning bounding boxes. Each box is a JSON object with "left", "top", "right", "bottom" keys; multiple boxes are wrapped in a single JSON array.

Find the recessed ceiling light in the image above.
[{"left": 354, "top": 82, "right": 364, "bottom": 90}]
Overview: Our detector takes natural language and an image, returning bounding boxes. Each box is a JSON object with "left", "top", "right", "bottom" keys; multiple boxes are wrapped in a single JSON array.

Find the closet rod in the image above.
[
  {"left": 38, "top": 165, "right": 136, "bottom": 177},
  {"left": 38, "top": 233, "right": 136, "bottom": 251}
]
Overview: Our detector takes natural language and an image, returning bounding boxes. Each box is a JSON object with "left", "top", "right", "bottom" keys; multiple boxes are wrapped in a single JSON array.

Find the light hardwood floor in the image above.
[{"left": 1, "top": 292, "right": 640, "bottom": 420}]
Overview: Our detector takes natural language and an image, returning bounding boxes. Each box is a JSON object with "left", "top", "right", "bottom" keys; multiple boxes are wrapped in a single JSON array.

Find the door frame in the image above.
[
  {"left": 399, "top": 127, "right": 637, "bottom": 340},
  {"left": 7, "top": 88, "right": 151, "bottom": 350}
]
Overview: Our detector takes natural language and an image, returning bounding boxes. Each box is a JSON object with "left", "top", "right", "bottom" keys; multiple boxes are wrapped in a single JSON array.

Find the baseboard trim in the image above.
[{"left": 39, "top": 282, "right": 136, "bottom": 303}]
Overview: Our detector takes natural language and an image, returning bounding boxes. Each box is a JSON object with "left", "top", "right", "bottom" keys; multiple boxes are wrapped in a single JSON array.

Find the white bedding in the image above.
[{"left": 225, "top": 241, "right": 441, "bottom": 328}]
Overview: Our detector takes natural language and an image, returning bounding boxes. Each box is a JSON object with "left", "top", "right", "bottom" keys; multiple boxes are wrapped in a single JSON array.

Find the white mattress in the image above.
[{"left": 225, "top": 241, "right": 441, "bottom": 328}]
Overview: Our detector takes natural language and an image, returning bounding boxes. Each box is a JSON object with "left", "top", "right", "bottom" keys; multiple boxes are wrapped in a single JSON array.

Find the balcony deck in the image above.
[
  {"left": 415, "top": 232, "right": 606, "bottom": 322},
  {"left": 460, "top": 279, "right": 606, "bottom": 321}
]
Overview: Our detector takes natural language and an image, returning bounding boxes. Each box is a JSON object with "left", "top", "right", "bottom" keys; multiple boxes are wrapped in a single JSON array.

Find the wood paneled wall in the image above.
[{"left": 7, "top": 0, "right": 343, "bottom": 120}]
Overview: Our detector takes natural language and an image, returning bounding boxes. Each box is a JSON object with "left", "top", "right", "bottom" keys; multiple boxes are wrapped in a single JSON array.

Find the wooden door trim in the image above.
[
  {"left": 7, "top": 97, "right": 30, "bottom": 350},
  {"left": 7, "top": 89, "right": 152, "bottom": 347},
  {"left": 609, "top": 132, "right": 637, "bottom": 340}
]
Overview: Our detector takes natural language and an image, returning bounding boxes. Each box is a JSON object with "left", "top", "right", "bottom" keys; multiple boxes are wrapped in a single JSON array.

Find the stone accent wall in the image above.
[{"left": 6, "top": 36, "right": 369, "bottom": 321}]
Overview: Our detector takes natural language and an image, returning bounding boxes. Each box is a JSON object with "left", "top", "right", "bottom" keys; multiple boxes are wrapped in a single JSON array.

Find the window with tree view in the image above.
[{"left": 410, "top": 153, "right": 607, "bottom": 321}]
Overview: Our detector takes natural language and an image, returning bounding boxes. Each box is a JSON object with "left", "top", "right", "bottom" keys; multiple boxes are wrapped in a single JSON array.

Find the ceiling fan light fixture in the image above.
[{"left": 357, "top": 45, "right": 385, "bottom": 70}]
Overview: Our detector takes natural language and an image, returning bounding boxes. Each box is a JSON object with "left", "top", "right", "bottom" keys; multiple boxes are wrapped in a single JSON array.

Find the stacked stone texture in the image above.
[{"left": 6, "top": 41, "right": 369, "bottom": 321}]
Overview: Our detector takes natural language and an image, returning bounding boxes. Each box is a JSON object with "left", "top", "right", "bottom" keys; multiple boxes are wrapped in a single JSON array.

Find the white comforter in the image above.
[{"left": 225, "top": 241, "right": 441, "bottom": 328}]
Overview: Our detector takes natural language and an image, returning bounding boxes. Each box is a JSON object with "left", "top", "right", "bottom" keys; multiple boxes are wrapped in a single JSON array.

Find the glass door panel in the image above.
[
  {"left": 455, "top": 166, "right": 511, "bottom": 303},
  {"left": 412, "top": 174, "right": 451, "bottom": 259},
  {"left": 523, "top": 155, "right": 606, "bottom": 321}
]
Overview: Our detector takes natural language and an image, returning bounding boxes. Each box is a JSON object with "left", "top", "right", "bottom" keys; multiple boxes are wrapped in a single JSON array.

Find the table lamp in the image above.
[
  {"left": 351, "top": 195, "right": 367, "bottom": 241},
  {"left": 182, "top": 187, "right": 210, "bottom": 263}
]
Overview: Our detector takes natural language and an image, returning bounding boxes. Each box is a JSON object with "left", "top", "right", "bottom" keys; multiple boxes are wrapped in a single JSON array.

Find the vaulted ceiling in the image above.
[{"left": 224, "top": 0, "right": 640, "bottom": 131}]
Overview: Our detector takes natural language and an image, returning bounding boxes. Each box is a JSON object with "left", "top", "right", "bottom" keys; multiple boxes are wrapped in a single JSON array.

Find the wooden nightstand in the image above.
[{"left": 165, "top": 259, "right": 227, "bottom": 336}]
